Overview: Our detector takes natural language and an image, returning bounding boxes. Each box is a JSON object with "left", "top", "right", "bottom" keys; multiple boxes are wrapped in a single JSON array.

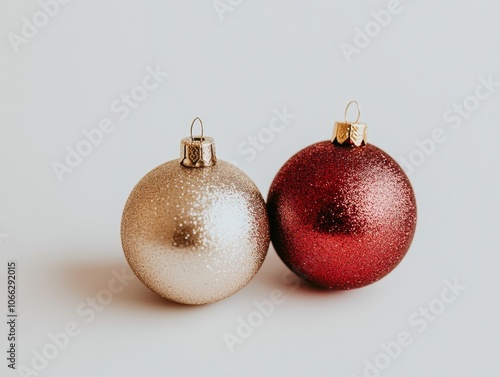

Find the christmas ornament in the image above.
[
  {"left": 121, "top": 118, "right": 270, "bottom": 305},
  {"left": 267, "top": 102, "right": 417, "bottom": 290}
]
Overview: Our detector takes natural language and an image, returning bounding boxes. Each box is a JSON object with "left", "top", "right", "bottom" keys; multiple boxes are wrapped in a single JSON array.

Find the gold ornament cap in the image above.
[
  {"left": 332, "top": 101, "right": 367, "bottom": 147},
  {"left": 180, "top": 117, "right": 217, "bottom": 168}
]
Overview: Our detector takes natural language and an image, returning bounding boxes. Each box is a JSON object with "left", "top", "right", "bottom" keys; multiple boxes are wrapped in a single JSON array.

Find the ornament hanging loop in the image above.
[
  {"left": 190, "top": 117, "right": 204, "bottom": 141},
  {"left": 344, "top": 101, "right": 361, "bottom": 124}
]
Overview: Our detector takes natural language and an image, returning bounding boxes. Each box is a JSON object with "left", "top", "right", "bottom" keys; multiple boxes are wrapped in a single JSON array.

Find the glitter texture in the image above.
[
  {"left": 121, "top": 160, "right": 270, "bottom": 305},
  {"left": 267, "top": 141, "right": 417, "bottom": 289}
]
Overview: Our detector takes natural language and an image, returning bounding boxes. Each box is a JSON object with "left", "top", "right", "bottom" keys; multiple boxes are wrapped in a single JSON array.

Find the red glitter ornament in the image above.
[{"left": 267, "top": 102, "right": 417, "bottom": 289}]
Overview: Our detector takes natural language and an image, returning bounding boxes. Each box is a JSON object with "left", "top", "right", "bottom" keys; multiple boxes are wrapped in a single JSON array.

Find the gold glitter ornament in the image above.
[{"left": 121, "top": 118, "right": 270, "bottom": 305}]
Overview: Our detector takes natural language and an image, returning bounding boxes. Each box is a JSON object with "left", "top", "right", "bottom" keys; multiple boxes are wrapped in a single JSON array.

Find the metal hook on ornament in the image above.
[
  {"left": 190, "top": 117, "right": 204, "bottom": 142},
  {"left": 344, "top": 101, "right": 361, "bottom": 124}
]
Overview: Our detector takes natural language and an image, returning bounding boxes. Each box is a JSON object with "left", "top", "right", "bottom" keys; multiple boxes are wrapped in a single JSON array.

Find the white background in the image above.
[{"left": 1, "top": 1, "right": 499, "bottom": 376}]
